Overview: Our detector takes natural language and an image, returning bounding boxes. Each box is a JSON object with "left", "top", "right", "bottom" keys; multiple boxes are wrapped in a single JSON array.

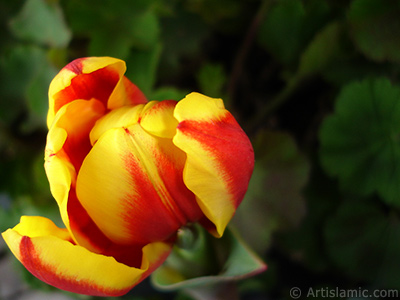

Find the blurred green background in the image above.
[{"left": 1, "top": 0, "right": 400, "bottom": 299}]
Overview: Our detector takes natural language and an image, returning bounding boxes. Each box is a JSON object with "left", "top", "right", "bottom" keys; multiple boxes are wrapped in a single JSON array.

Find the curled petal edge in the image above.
[
  {"left": 48, "top": 57, "right": 124, "bottom": 127},
  {"left": 47, "top": 57, "right": 147, "bottom": 128},
  {"left": 44, "top": 99, "right": 106, "bottom": 250},
  {"left": 173, "top": 92, "right": 255, "bottom": 238},
  {"left": 1, "top": 216, "right": 172, "bottom": 297}
]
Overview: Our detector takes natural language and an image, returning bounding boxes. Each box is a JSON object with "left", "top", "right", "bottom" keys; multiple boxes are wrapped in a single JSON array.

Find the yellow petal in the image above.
[
  {"left": 174, "top": 92, "right": 227, "bottom": 121},
  {"left": 76, "top": 124, "right": 202, "bottom": 245},
  {"left": 12, "top": 216, "right": 72, "bottom": 240},
  {"left": 48, "top": 57, "right": 123, "bottom": 128},
  {"left": 45, "top": 98, "right": 105, "bottom": 207},
  {"left": 173, "top": 92, "right": 254, "bottom": 237},
  {"left": 2, "top": 216, "right": 171, "bottom": 297},
  {"left": 48, "top": 57, "right": 146, "bottom": 128},
  {"left": 45, "top": 99, "right": 105, "bottom": 249},
  {"left": 140, "top": 100, "right": 179, "bottom": 139},
  {"left": 89, "top": 104, "right": 145, "bottom": 145},
  {"left": 107, "top": 76, "right": 147, "bottom": 110}
]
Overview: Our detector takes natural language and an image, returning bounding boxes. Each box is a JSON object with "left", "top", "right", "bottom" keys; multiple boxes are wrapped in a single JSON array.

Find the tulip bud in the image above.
[{"left": 2, "top": 57, "right": 254, "bottom": 296}]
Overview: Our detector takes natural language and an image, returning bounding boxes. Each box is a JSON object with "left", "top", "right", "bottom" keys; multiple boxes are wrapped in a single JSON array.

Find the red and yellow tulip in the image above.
[{"left": 1, "top": 57, "right": 254, "bottom": 296}]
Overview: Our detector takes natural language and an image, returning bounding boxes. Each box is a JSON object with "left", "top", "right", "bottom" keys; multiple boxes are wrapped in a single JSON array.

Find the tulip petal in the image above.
[
  {"left": 140, "top": 100, "right": 179, "bottom": 139},
  {"left": 2, "top": 216, "right": 172, "bottom": 297},
  {"left": 173, "top": 93, "right": 254, "bottom": 237},
  {"left": 45, "top": 98, "right": 105, "bottom": 205},
  {"left": 48, "top": 57, "right": 146, "bottom": 128},
  {"left": 60, "top": 188, "right": 148, "bottom": 268},
  {"left": 107, "top": 76, "right": 147, "bottom": 110},
  {"left": 47, "top": 99, "right": 106, "bottom": 171},
  {"left": 76, "top": 124, "right": 203, "bottom": 245},
  {"left": 89, "top": 104, "right": 145, "bottom": 145},
  {"left": 45, "top": 99, "right": 107, "bottom": 249}
]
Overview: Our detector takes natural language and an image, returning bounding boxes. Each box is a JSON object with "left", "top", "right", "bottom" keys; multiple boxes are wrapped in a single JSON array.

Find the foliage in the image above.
[
  {"left": 320, "top": 78, "right": 400, "bottom": 207},
  {"left": 1, "top": 0, "right": 400, "bottom": 299}
]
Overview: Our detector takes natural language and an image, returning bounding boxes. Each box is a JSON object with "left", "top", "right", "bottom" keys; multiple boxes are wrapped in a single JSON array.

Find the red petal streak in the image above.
[
  {"left": 58, "top": 99, "right": 105, "bottom": 173},
  {"left": 148, "top": 139, "right": 203, "bottom": 223},
  {"left": 64, "top": 58, "right": 85, "bottom": 74},
  {"left": 121, "top": 145, "right": 182, "bottom": 243},
  {"left": 64, "top": 134, "right": 92, "bottom": 175},
  {"left": 67, "top": 187, "right": 144, "bottom": 268},
  {"left": 177, "top": 114, "right": 254, "bottom": 208},
  {"left": 119, "top": 126, "right": 203, "bottom": 244},
  {"left": 53, "top": 67, "right": 120, "bottom": 113},
  {"left": 19, "top": 236, "right": 130, "bottom": 297},
  {"left": 122, "top": 77, "right": 147, "bottom": 105}
]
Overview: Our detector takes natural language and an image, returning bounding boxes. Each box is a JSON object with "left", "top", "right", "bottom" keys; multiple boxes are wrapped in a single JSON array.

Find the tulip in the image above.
[{"left": 1, "top": 57, "right": 254, "bottom": 297}]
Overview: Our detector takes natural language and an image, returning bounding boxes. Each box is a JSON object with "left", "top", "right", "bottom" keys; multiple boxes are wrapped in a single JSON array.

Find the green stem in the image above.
[{"left": 167, "top": 224, "right": 219, "bottom": 279}]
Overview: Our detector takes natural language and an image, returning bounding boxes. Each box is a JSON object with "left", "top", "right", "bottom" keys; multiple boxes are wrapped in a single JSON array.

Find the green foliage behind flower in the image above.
[{"left": 1, "top": 0, "right": 400, "bottom": 299}]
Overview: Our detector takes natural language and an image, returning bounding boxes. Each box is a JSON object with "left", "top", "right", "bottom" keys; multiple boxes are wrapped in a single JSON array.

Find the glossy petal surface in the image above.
[
  {"left": 77, "top": 121, "right": 202, "bottom": 245},
  {"left": 173, "top": 92, "right": 254, "bottom": 237},
  {"left": 45, "top": 99, "right": 105, "bottom": 243},
  {"left": 89, "top": 104, "right": 145, "bottom": 145},
  {"left": 140, "top": 100, "right": 179, "bottom": 139},
  {"left": 47, "top": 57, "right": 146, "bottom": 127},
  {"left": 2, "top": 216, "right": 171, "bottom": 297}
]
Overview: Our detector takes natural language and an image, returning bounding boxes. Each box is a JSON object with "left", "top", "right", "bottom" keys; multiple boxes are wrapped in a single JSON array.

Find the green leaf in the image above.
[
  {"left": 321, "top": 57, "right": 393, "bottom": 87},
  {"left": 348, "top": 0, "right": 400, "bottom": 63},
  {"left": 297, "top": 22, "right": 345, "bottom": 77},
  {"left": 125, "top": 43, "right": 162, "bottom": 96},
  {"left": 159, "top": 7, "right": 208, "bottom": 75},
  {"left": 324, "top": 199, "right": 400, "bottom": 289},
  {"left": 184, "top": 0, "right": 243, "bottom": 33},
  {"left": 151, "top": 226, "right": 266, "bottom": 293},
  {"left": 88, "top": 9, "right": 160, "bottom": 58},
  {"left": 66, "top": 0, "right": 159, "bottom": 57},
  {"left": 258, "top": 0, "right": 330, "bottom": 66},
  {"left": 150, "top": 86, "right": 189, "bottom": 101},
  {"left": 196, "top": 63, "right": 227, "bottom": 98},
  {"left": 0, "top": 45, "right": 54, "bottom": 125},
  {"left": 88, "top": 30, "right": 132, "bottom": 60},
  {"left": 128, "top": 9, "right": 160, "bottom": 50},
  {"left": 277, "top": 163, "right": 341, "bottom": 273},
  {"left": 9, "top": 0, "right": 71, "bottom": 48},
  {"left": 66, "top": 0, "right": 155, "bottom": 34},
  {"left": 31, "top": 152, "right": 52, "bottom": 199},
  {"left": 24, "top": 56, "right": 58, "bottom": 131},
  {"left": 0, "top": 193, "right": 19, "bottom": 233},
  {"left": 232, "top": 130, "right": 310, "bottom": 254},
  {"left": 258, "top": 0, "right": 305, "bottom": 65},
  {"left": 319, "top": 77, "right": 400, "bottom": 207}
]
